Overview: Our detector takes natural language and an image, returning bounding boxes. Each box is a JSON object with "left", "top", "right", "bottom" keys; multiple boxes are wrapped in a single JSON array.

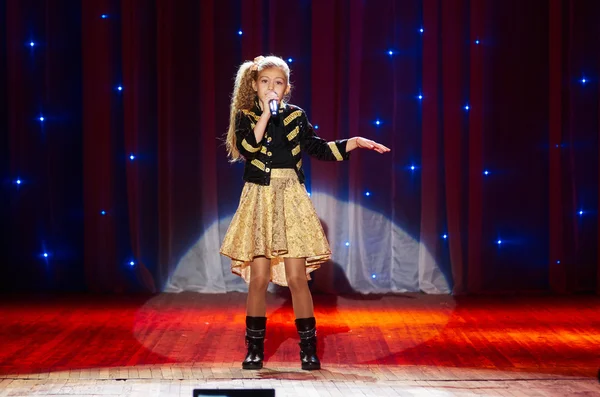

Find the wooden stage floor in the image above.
[{"left": 0, "top": 291, "right": 599, "bottom": 396}]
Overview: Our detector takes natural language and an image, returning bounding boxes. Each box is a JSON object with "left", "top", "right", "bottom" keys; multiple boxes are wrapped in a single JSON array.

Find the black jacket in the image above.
[{"left": 235, "top": 101, "right": 350, "bottom": 186}]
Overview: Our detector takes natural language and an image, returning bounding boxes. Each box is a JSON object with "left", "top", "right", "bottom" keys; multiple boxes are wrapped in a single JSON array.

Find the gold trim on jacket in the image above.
[{"left": 234, "top": 102, "right": 350, "bottom": 186}]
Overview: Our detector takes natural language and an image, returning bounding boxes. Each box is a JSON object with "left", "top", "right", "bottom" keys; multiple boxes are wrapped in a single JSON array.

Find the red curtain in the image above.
[{"left": 2, "top": 0, "right": 599, "bottom": 294}]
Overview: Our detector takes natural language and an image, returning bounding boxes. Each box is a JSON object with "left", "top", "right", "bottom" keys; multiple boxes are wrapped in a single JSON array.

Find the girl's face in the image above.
[{"left": 253, "top": 67, "right": 289, "bottom": 106}]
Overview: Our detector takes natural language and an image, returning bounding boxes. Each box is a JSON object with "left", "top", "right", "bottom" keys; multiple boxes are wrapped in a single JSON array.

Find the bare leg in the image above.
[
  {"left": 284, "top": 258, "right": 314, "bottom": 318},
  {"left": 242, "top": 256, "right": 270, "bottom": 370},
  {"left": 246, "top": 256, "right": 271, "bottom": 316},
  {"left": 285, "top": 257, "right": 321, "bottom": 370}
]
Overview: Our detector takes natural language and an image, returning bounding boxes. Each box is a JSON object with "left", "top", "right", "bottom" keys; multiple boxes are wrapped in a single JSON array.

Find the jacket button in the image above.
[
  {"left": 265, "top": 167, "right": 271, "bottom": 172},
  {"left": 267, "top": 152, "right": 272, "bottom": 156},
  {"left": 267, "top": 137, "right": 272, "bottom": 143}
]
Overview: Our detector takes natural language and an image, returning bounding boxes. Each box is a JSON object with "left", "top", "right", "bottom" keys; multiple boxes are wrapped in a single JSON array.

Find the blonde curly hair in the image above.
[{"left": 225, "top": 55, "right": 292, "bottom": 162}]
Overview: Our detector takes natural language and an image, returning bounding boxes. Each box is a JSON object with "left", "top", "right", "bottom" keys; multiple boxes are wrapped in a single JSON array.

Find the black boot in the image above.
[
  {"left": 242, "top": 316, "right": 266, "bottom": 370},
  {"left": 295, "top": 317, "right": 321, "bottom": 370}
]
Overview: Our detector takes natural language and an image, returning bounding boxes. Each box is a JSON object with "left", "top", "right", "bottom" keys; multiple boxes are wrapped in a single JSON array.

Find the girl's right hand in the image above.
[{"left": 261, "top": 91, "right": 279, "bottom": 116}]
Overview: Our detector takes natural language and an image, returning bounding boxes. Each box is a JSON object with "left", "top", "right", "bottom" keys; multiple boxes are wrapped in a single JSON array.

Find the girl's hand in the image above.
[
  {"left": 260, "top": 91, "right": 279, "bottom": 116},
  {"left": 354, "top": 137, "right": 391, "bottom": 154}
]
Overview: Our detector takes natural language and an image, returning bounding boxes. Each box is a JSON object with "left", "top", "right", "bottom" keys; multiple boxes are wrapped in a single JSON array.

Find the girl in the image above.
[{"left": 220, "top": 55, "right": 390, "bottom": 371}]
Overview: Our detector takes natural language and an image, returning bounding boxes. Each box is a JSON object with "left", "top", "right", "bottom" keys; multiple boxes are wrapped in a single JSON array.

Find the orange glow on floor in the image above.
[{"left": 0, "top": 292, "right": 598, "bottom": 379}]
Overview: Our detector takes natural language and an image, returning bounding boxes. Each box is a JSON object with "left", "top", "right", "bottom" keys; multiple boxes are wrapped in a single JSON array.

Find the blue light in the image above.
[
  {"left": 29, "top": 41, "right": 35, "bottom": 47},
  {"left": 117, "top": 86, "right": 123, "bottom": 91},
  {"left": 365, "top": 191, "right": 371, "bottom": 197},
  {"left": 484, "top": 170, "right": 489, "bottom": 175},
  {"left": 16, "top": 179, "right": 21, "bottom": 185},
  {"left": 374, "top": 119, "right": 381, "bottom": 126},
  {"left": 387, "top": 50, "right": 394, "bottom": 56},
  {"left": 101, "top": 14, "right": 108, "bottom": 19},
  {"left": 556, "top": 260, "right": 561, "bottom": 264},
  {"left": 371, "top": 274, "right": 376, "bottom": 279},
  {"left": 129, "top": 261, "right": 135, "bottom": 267},
  {"left": 475, "top": 40, "right": 480, "bottom": 45},
  {"left": 410, "top": 165, "right": 415, "bottom": 171},
  {"left": 43, "top": 253, "right": 48, "bottom": 258},
  {"left": 345, "top": 242, "right": 350, "bottom": 247},
  {"left": 419, "top": 28, "right": 424, "bottom": 33},
  {"left": 579, "top": 210, "right": 583, "bottom": 216},
  {"left": 314, "top": 125, "right": 319, "bottom": 129},
  {"left": 464, "top": 104, "right": 470, "bottom": 111},
  {"left": 442, "top": 234, "right": 448, "bottom": 239},
  {"left": 129, "top": 154, "right": 135, "bottom": 160},
  {"left": 101, "top": 210, "right": 106, "bottom": 215},
  {"left": 581, "top": 78, "right": 587, "bottom": 84},
  {"left": 238, "top": 30, "right": 243, "bottom": 36},
  {"left": 287, "top": 58, "right": 293, "bottom": 63},
  {"left": 497, "top": 240, "right": 502, "bottom": 245},
  {"left": 39, "top": 116, "right": 44, "bottom": 122},
  {"left": 418, "top": 94, "right": 423, "bottom": 100}
]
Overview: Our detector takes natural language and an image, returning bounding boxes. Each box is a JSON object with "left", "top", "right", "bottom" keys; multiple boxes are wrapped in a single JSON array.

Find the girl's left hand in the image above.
[{"left": 356, "top": 137, "right": 391, "bottom": 154}]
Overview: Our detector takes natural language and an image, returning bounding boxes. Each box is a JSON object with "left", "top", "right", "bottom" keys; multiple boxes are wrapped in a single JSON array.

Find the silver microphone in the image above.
[{"left": 268, "top": 99, "right": 278, "bottom": 117}]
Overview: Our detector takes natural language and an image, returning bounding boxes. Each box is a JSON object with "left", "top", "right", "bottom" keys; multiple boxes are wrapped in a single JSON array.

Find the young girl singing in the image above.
[{"left": 220, "top": 55, "right": 390, "bottom": 370}]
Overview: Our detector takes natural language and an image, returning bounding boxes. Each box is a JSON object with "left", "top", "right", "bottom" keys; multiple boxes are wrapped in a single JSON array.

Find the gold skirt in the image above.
[{"left": 220, "top": 168, "right": 331, "bottom": 286}]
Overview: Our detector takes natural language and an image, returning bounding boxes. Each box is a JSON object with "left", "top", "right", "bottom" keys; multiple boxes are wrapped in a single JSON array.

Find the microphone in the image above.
[{"left": 268, "top": 99, "right": 279, "bottom": 117}]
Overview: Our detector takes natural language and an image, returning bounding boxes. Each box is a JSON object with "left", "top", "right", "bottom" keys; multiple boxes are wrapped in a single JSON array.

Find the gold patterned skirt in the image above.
[{"left": 220, "top": 168, "right": 331, "bottom": 286}]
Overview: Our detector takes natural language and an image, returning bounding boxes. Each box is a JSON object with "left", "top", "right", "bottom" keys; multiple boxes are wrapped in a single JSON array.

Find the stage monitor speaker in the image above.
[{"left": 193, "top": 389, "right": 275, "bottom": 397}]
